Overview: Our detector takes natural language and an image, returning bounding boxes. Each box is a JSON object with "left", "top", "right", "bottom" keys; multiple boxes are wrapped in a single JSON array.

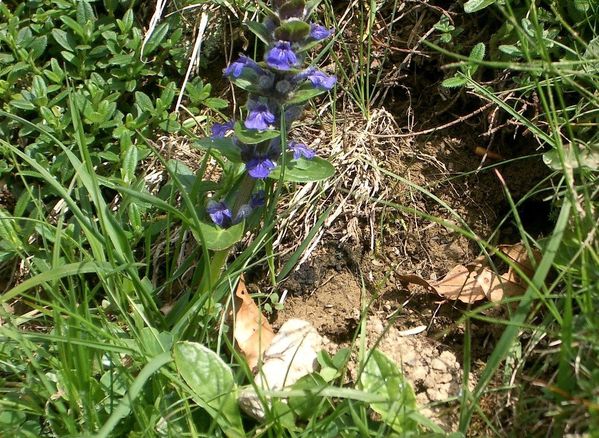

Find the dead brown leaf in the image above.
[
  {"left": 432, "top": 264, "right": 487, "bottom": 304},
  {"left": 398, "top": 244, "right": 536, "bottom": 304},
  {"left": 498, "top": 243, "right": 542, "bottom": 284},
  {"left": 475, "top": 267, "right": 526, "bottom": 302},
  {"left": 233, "top": 279, "right": 275, "bottom": 370}
]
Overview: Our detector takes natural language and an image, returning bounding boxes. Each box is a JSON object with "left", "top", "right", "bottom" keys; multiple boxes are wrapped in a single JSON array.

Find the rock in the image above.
[
  {"left": 431, "top": 358, "right": 447, "bottom": 372},
  {"left": 411, "top": 365, "right": 428, "bottom": 381},
  {"left": 437, "top": 372, "right": 453, "bottom": 384},
  {"left": 238, "top": 319, "right": 322, "bottom": 420}
]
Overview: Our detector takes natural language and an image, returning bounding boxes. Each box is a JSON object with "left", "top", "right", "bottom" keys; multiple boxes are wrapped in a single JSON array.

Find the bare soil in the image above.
[{"left": 268, "top": 109, "right": 552, "bottom": 431}]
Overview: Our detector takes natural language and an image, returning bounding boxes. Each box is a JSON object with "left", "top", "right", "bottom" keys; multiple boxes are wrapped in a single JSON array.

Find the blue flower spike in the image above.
[{"left": 208, "top": 0, "right": 336, "bottom": 223}]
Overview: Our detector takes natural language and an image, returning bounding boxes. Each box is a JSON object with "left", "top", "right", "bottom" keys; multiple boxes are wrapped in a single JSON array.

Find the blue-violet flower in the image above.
[
  {"left": 224, "top": 55, "right": 262, "bottom": 78},
  {"left": 296, "top": 67, "right": 337, "bottom": 90},
  {"left": 207, "top": 200, "right": 232, "bottom": 228},
  {"left": 246, "top": 155, "right": 276, "bottom": 179},
  {"left": 310, "top": 23, "right": 333, "bottom": 40},
  {"left": 211, "top": 120, "right": 234, "bottom": 139},
  {"left": 265, "top": 41, "right": 299, "bottom": 71},
  {"left": 289, "top": 141, "right": 316, "bottom": 160},
  {"left": 245, "top": 100, "right": 276, "bottom": 131}
]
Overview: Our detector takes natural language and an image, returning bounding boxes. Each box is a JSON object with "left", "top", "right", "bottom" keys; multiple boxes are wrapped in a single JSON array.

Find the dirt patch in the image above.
[
  {"left": 268, "top": 105, "right": 551, "bottom": 432},
  {"left": 274, "top": 251, "right": 473, "bottom": 430},
  {"left": 276, "top": 269, "right": 361, "bottom": 342}
]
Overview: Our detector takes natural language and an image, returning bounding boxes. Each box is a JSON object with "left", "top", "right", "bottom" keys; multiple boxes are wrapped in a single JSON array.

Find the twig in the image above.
[{"left": 371, "top": 101, "right": 496, "bottom": 138}]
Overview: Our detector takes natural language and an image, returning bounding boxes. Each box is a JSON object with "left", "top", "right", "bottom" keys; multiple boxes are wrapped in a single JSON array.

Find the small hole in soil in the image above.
[{"left": 499, "top": 197, "right": 555, "bottom": 241}]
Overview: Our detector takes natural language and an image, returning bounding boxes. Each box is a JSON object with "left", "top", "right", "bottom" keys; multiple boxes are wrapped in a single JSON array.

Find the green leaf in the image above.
[
  {"left": 245, "top": 21, "right": 271, "bottom": 45},
  {"left": 288, "top": 374, "right": 327, "bottom": 419},
  {"left": 197, "top": 220, "right": 245, "bottom": 251},
  {"left": 52, "top": 28, "right": 75, "bottom": 52},
  {"left": 9, "top": 98, "right": 36, "bottom": 110},
  {"left": 227, "top": 74, "right": 262, "bottom": 94},
  {"left": 193, "top": 138, "right": 242, "bottom": 163},
  {"left": 360, "top": 349, "right": 418, "bottom": 434},
  {"left": 499, "top": 44, "right": 523, "bottom": 57},
  {"left": 234, "top": 122, "right": 280, "bottom": 144},
  {"left": 543, "top": 146, "right": 599, "bottom": 172},
  {"left": 204, "top": 97, "right": 229, "bottom": 110},
  {"left": 441, "top": 76, "right": 467, "bottom": 88},
  {"left": 269, "top": 157, "right": 334, "bottom": 182},
  {"left": 143, "top": 22, "right": 170, "bottom": 56},
  {"left": 77, "top": 0, "right": 95, "bottom": 25},
  {"left": 166, "top": 159, "right": 196, "bottom": 194},
  {"left": 60, "top": 16, "right": 86, "bottom": 39},
  {"left": 288, "top": 84, "right": 327, "bottom": 105},
  {"left": 121, "top": 144, "right": 138, "bottom": 183},
  {"left": 135, "top": 91, "right": 154, "bottom": 112},
  {"left": 29, "top": 36, "right": 47, "bottom": 61},
  {"left": 463, "top": 0, "right": 497, "bottom": 13},
  {"left": 139, "top": 327, "right": 172, "bottom": 357},
  {"left": 174, "top": 342, "right": 245, "bottom": 438},
  {"left": 469, "top": 42, "right": 486, "bottom": 63}
]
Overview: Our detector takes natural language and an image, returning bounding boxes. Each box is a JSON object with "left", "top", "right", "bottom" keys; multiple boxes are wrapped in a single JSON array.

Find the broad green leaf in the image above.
[
  {"left": 288, "top": 85, "right": 327, "bottom": 105},
  {"left": 29, "top": 36, "right": 47, "bottom": 61},
  {"left": 96, "top": 353, "right": 172, "bottom": 438},
  {"left": 288, "top": 374, "right": 327, "bottom": 420},
  {"left": 543, "top": 146, "right": 599, "bottom": 172},
  {"left": 234, "top": 122, "right": 279, "bottom": 144},
  {"left": 166, "top": 159, "right": 195, "bottom": 194},
  {"left": 135, "top": 91, "right": 154, "bottom": 112},
  {"left": 121, "top": 144, "right": 138, "bottom": 183},
  {"left": 193, "top": 138, "right": 242, "bottom": 162},
  {"left": 360, "top": 349, "right": 418, "bottom": 434},
  {"left": 174, "top": 342, "right": 244, "bottom": 438},
  {"left": 245, "top": 21, "right": 271, "bottom": 45},
  {"left": 0, "top": 209, "right": 22, "bottom": 250},
  {"left": 139, "top": 327, "right": 173, "bottom": 357},
  {"left": 51, "top": 28, "right": 75, "bottom": 51},
  {"left": 143, "top": 22, "right": 169, "bottom": 56},
  {"left": 204, "top": 97, "right": 229, "bottom": 110},
  {"left": 269, "top": 157, "right": 334, "bottom": 182},
  {"left": 60, "top": 16, "right": 86, "bottom": 39},
  {"left": 463, "top": 0, "right": 497, "bottom": 13},
  {"left": 499, "top": 45, "right": 523, "bottom": 57},
  {"left": 76, "top": 0, "right": 95, "bottom": 24},
  {"left": 196, "top": 220, "right": 245, "bottom": 251}
]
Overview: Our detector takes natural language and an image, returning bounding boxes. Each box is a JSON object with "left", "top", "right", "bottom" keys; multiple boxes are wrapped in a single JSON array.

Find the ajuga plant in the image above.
[{"left": 196, "top": 0, "right": 335, "bottom": 251}]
